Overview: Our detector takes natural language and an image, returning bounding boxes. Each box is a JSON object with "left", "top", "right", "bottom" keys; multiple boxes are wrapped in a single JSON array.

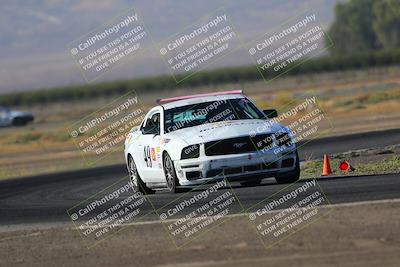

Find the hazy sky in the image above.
[{"left": 0, "top": 0, "right": 340, "bottom": 94}]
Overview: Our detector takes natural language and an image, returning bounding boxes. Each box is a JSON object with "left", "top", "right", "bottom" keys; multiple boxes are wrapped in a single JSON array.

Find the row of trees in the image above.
[{"left": 2, "top": 48, "right": 399, "bottom": 106}]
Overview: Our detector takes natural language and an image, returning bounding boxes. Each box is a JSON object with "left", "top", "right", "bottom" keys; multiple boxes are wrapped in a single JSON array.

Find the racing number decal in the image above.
[{"left": 144, "top": 146, "right": 152, "bottom": 167}]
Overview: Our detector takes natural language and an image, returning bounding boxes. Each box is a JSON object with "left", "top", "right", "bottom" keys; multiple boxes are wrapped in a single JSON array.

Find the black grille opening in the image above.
[
  {"left": 181, "top": 164, "right": 200, "bottom": 169},
  {"left": 205, "top": 134, "right": 273, "bottom": 156},
  {"left": 275, "top": 132, "right": 292, "bottom": 147},
  {"left": 281, "top": 158, "right": 294, "bottom": 168},
  {"left": 254, "top": 134, "right": 274, "bottom": 151},
  {"left": 206, "top": 162, "right": 278, "bottom": 178},
  {"left": 186, "top": 171, "right": 202, "bottom": 180}
]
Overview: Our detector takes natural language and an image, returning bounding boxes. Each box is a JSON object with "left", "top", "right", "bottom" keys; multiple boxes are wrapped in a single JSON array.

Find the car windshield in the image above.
[{"left": 164, "top": 98, "right": 265, "bottom": 133}]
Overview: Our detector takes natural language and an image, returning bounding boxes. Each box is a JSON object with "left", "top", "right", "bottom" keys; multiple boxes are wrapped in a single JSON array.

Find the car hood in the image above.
[{"left": 165, "top": 119, "right": 285, "bottom": 145}]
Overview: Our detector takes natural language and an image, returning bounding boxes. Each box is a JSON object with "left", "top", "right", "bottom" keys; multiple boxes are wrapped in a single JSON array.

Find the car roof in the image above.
[{"left": 161, "top": 93, "right": 245, "bottom": 110}]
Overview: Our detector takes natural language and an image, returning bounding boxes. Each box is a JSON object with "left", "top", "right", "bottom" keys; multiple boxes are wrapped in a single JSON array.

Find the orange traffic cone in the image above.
[{"left": 322, "top": 154, "right": 332, "bottom": 176}]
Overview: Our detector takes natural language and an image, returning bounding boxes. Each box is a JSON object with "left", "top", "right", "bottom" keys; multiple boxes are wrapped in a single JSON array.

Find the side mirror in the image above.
[{"left": 263, "top": 109, "right": 278, "bottom": 119}]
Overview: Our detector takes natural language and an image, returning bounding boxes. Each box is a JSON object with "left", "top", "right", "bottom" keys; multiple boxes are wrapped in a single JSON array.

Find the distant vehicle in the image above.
[
  {"left": 0, "top": 106, "right": 34, "bottom": 127},
  {"left": 124, "top": 90, "right": 300, "bottom": 194}
]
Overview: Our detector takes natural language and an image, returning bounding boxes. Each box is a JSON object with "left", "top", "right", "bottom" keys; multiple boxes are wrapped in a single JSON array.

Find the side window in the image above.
[{"left": 141, "top": 112, "right": 160, "bottom": 135}]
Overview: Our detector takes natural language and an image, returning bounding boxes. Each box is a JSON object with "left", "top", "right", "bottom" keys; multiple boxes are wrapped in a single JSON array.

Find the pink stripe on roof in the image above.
[{"left": 157, "top": 90, "right": 243, "bottom": 104}]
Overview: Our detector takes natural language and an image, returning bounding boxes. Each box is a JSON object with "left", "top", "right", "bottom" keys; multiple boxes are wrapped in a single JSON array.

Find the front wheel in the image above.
[
  {"left": 163, "top": 153, "right": 181, "bottom": 193},
  {"left": 127, "top": 155, "right": 155, "bottom": 194}
]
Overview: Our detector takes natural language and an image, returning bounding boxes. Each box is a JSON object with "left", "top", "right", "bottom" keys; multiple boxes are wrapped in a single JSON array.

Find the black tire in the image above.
[
  {"left": 127, "top": 155, "right": 155, "bottom": 194},
  {"left": 163, "top": 153, "right": 180, "bottom": 193},
  {"left": 12, "top": 117, "right": 27, "bottom": 126},
  {"left": 240, "top": 179, "right": 262, "bottom": 187},
  {"left": 275, "top": 152, "right": 300, "bottom": 184}
]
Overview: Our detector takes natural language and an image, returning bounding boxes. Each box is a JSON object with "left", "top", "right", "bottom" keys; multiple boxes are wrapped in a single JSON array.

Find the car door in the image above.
[{"left": 137, "top": 108, "right": 164, "bottom": 182}]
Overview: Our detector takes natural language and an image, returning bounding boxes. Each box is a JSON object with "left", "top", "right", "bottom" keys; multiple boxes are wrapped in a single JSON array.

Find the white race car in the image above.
[{"left": 124, "top": 90, "right": 300, "bottom": 193}]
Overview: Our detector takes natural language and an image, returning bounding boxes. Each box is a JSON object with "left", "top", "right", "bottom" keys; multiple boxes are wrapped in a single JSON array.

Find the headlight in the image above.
[{"left": 181, "top": 144, "right": 200, "bottom": 159}]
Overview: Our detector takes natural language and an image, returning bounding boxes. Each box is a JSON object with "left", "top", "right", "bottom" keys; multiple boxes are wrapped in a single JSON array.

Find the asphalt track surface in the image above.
[{"left": 0, "top": 128, "right": 399, "bottom": 226}]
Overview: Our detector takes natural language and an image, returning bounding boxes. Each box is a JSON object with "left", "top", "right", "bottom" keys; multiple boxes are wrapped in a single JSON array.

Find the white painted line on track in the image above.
[
  {"left": 74, "top": 198, "right": 400, "bottom": 229},
  {"left": 2, "top": 198, "right": 399, "bottom": 233}
]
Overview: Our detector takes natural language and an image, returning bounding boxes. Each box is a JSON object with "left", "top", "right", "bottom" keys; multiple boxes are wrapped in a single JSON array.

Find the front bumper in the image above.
[{"left": 174, "top": 147, "right": 298, "bottom": 187}]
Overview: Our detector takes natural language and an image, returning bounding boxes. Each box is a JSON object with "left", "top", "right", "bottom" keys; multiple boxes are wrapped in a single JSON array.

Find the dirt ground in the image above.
[{"left": 1, "top": 200, "right": 399, "bottom": 267}]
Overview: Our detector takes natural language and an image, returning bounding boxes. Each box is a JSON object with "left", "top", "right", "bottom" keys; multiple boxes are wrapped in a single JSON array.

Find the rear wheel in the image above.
[{"left": 128, "top": 155, "right": 155, "bottom": 194}]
